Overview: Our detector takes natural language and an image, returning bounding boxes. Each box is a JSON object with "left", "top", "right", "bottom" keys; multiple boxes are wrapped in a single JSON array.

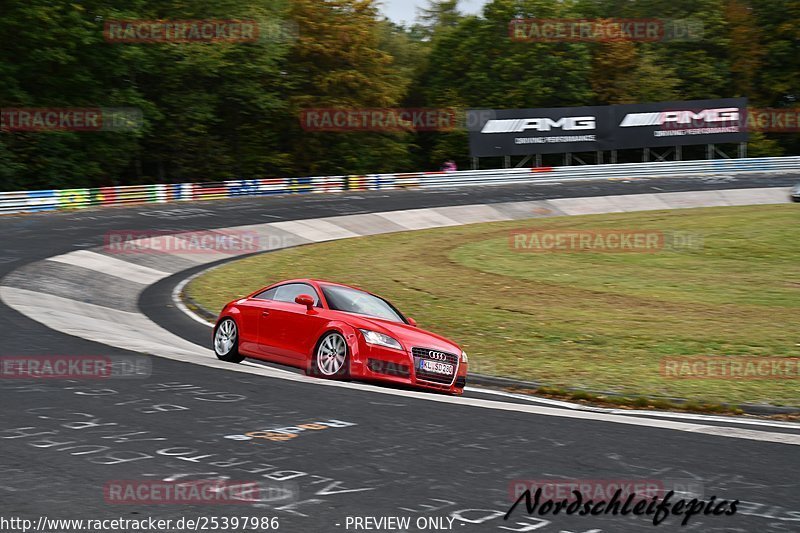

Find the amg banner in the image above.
[
  {"left": 468, "top": 99, "right": 748, "bottom": 157},
  {"left": 612, "top": 98, "right": 748, "bottom": 149},
  {"left": 467, "top": 106, "right": 612, "bottom": 157}
]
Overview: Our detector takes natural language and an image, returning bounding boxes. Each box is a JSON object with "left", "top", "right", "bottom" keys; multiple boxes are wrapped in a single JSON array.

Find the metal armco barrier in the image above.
[{"left": 1, "top": 156, "right": 798, "bottom": 214}]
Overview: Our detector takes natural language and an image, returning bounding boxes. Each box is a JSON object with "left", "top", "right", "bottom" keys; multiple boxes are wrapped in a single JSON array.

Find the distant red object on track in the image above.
[{"left": 213, "top": 279, "right": 468, "bottom": 395}]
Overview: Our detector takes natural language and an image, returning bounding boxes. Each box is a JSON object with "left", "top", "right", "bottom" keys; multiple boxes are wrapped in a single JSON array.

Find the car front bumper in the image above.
[{"left": 352, "top": 343, "right": 467, "bottom": 394}]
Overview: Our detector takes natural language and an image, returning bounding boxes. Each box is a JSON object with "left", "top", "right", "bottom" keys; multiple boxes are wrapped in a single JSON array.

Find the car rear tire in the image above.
[
  {"left": 214, "top": 318, "right": 245, "bottom": 363},
  {"left": 311, "top": 331, "right": 349, "bottom": 379}
]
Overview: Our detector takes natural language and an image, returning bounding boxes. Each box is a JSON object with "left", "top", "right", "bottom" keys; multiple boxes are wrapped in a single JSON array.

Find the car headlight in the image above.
[
  {"left": 461, "top": 350, "right": 468, "bottom": 363},
  {"left": 359, "top": 329, "right": 403, "bottom": 350}
]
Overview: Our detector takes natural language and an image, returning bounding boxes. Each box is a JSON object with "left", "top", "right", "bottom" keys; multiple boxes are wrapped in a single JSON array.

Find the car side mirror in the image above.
[
  {"left": 407, "top": 317, "right": 417, "bottom": 327},
  {"left": 295, "top": 294, "right": 315, "bottom": 312}
]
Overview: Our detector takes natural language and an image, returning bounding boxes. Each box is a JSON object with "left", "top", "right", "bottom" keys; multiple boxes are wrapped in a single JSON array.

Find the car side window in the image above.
[
  {"left": 273, "top": 283, "right": 320, "bottom": 306},
  {"left": 253, "top": 287, "right": 278, "bottom": 300}
]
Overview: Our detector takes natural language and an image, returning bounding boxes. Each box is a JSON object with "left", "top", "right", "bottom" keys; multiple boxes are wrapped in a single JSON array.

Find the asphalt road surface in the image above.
[{"left": 2, "top": 174, "right": 799, "bottom": 533}]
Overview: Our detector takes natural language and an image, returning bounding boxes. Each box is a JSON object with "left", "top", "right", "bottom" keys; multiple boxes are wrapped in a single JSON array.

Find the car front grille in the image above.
[{"left": 412, "top": 347, "right": 459, "bottom": 385}]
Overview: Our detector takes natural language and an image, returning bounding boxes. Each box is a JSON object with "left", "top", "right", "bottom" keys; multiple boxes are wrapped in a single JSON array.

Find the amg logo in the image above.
[
  {"left": 620, "top": 108, "right": 740, "bottom": 127},
  {"left": 481, "top": 116, "right": 596, "bottom": 133}
]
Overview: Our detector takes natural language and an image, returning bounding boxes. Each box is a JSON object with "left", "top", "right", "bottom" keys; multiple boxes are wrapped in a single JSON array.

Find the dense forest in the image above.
[{"left": 1, "top": 0, "right": 798, "bottom": 191}]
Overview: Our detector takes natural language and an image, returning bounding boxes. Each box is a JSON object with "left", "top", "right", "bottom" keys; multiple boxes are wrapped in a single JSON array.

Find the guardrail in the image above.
[{"left": 1, "top": 156, "right": 798, "bottom": 214}]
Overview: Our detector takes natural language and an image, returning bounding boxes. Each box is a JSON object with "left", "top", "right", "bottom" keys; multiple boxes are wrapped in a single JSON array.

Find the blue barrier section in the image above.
[
  {"left": 228, "top": 179, "right": 261, "bottom": 197},
  {"left": 26, "top": 190, "right": 57, "bottom": 212}
]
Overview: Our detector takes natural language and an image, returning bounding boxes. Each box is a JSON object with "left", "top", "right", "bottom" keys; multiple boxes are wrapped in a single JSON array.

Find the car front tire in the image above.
[
  {"left": 311, "top": 331, "right": 350, "bottom": 379},
  {"left": 214, "top": 318, "right": 245, "bottom": 363}
]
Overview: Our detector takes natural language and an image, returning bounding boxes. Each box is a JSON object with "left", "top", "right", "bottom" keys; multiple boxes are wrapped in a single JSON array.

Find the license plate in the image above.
[{"left": 419, "top": 359, "right": 454, "bottom": 375}]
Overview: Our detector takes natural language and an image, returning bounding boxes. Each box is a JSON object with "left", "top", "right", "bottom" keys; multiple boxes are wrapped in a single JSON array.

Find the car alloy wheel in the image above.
[
  {"left": 316, "top": 332, "right": 348, "bottom": 376},
  {"left": 214, "top": 318, "right": 244, "bottom": 363}
]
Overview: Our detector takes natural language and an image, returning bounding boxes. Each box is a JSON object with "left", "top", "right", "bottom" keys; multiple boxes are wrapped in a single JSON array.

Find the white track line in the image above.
[
  {"left": 172, "top": 270, "right": 218, "bottom": 327},
  {"left": 467, "top": 387, "right": 800, "bottom": 430},
  {"left": 270, "top": 219, "right": 360, "bottom": 242},
  {"left": 47, "top": 250, "right": 169, "bottom": 285}
]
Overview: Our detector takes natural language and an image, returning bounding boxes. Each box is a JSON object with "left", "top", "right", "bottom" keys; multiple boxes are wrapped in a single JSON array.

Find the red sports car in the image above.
[{"left": 212, "top": 279, "right": 468, "bottom": 394}]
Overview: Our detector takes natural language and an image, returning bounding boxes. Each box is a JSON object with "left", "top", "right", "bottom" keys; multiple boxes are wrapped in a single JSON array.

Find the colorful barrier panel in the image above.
[
  {"left": 0, "top": 156, "right": 797, "bottom": 214},
  {"left": 25, "top": 190, "right": 57, "bottom": 212}
]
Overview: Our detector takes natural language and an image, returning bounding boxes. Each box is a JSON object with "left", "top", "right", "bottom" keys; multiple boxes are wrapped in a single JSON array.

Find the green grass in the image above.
[{"left": 187, "top": 204, "right": 800, "bottom": 407}]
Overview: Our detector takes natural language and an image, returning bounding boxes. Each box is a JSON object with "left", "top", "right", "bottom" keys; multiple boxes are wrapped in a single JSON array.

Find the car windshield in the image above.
[{"left": 321, "top": 285, "right": 406, "bottom": 323}]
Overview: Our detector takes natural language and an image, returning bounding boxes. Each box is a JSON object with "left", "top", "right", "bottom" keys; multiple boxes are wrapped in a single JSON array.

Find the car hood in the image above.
[{"left": 347, "top": 314, "right": 461, "bottom": 354}]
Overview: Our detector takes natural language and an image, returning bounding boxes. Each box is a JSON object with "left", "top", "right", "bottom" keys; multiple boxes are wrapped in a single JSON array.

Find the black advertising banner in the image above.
[
  {"left": 468, "top": 99, "right": 749, "bottom": 157},
  {"left": 467, "top": 106, "right": 613, "bottom": 157},
  {"left": 611, "top": 98, "right": 748, "bottom": 149}
]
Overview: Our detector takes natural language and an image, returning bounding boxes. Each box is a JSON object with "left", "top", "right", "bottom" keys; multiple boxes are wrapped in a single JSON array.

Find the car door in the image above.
[
  {"left": 237, "top": 287, "right": 279, "bottom": 355},
  {"left": 258, "top": 283, "right": 326, "bottom": 362}
]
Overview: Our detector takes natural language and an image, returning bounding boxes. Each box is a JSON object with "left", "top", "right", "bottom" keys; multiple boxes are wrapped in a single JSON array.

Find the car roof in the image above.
[
  {"left": 263, "top": 279, "right": 406, "bottom": 319},
  {"left": 277, "top": 278, "right": 370, "bottom": 293}
]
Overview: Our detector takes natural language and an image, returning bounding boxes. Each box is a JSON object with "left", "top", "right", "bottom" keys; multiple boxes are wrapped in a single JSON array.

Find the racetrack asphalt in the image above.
[{"left": 2, "top": 173, "right": 799, "bottom": 533}]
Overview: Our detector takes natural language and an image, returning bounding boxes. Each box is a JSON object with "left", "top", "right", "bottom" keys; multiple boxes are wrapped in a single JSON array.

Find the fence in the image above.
[{"left": 1, "top": 156, "right": 798, "bottom": 214}]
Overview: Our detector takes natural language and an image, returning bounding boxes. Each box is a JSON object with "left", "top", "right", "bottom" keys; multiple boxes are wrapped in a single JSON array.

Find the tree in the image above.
[
  {"left": 0, "top": 0, "right": 147, "bottom": 189},
  {"left": 749, "top": 0, "right": 800, "bottom": 106},
  {"left": 410, "top": 0, "right": 594, "bottom": 166},
  {"left": 591, "top": 43, "right": 681, "bottom": 104},
  {"left": 282, "top": 0, "right": 417, "bottom": 175},
  {"left": 129, "top": 0, "right": 294, "bottom": 181},
  {"left": 724, "top": 0, "right": 766, "bottom": 100},
  {"left": 414, "top": 0, "right": 462, "bottom": 38}
]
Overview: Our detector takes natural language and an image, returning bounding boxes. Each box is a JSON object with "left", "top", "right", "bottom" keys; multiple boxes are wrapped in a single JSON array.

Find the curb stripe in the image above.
[{"left": 47, "top": 250, "right": 169, "bottom": 285}]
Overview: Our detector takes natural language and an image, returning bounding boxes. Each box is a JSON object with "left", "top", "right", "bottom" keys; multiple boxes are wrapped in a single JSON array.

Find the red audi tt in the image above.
[{"left": 212, "top": 279, "right": 468, "bottom": 394}]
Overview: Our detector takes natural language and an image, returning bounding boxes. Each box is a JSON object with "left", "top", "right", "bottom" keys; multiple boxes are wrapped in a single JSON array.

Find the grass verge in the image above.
[{"left": 187, "top": 204, "right": 800, "bottom": 408}]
